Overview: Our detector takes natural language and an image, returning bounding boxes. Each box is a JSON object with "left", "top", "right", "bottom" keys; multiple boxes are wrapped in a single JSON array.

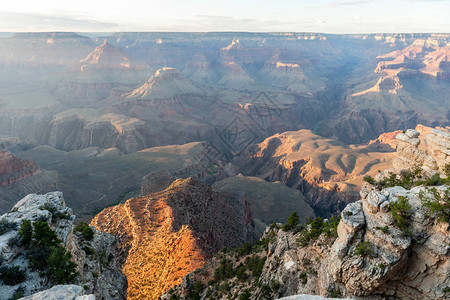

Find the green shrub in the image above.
[
  {"left": 214, "top": 259, "right": 235, "bottom": 282},
  {"left": 74, "top": 222, "right": 94, "bottom": 241},
  {"left": 282, "top": 212, "right": 300, "bottom": 231},
  {"left": 32, "top": 221, "right": 61, "bottom": 247},
  {"left": 420, "top": 187, "right": 449, "bottom": 223},
  {"left": 239, "top": 289, "right": 251, "bottom": 300},
  {"left": 245, "top": 255, "right": 266, "bottom": 279},
  {"left": 445, "top": 164, "right": 450, "bottom": 177},
  {"left": 0, "top": 265, "right": 26, "bottom": 285},
  {"left": 299, "top": 272, "right": 307, "bottom": 284},
  {"left": 306, "top": 266, "right": 317, "bottom": 275},
  {"left": 45, "top": 246, "right": 78, "bottom": 284},
  {"left": 39, "top": 203, "right": 70, "bottom": 220},
  {"left": 296, "top": 216, "right": 340, "bottom": 246},
  {"left": 218, "top": 282, "right": 229, "bottom": 293},
  {"left": 368, "top": 167, "right": 449, "bottom": 190},
  {"left": 443, "top": 286, "right": 450, "bottom": 296},
  {"left": 354, "top": 241, "right": 373, "bottom": 257},
  {"left": 236, "top": 242, "right": 253, "bottom": 257},
  {"left": 363, "top": 175, "right": 375, "bottom": 185},
  {"left": 236, "top": 264, "right": 248, "bottom": 281},
  {"left": 261, "top": 284, "right": 272, "bottom": 298},
  {"left": 18, "top": 219, "right": 32, "bottom": 247},
  {"left": 376, "top": 226, "right": 390, "bottom": 234},
  {"left": 187, "top": 280, "right": 204, "bottom": 300},
  {"left": 82, "top": 246, "right": 95, "bottom": 256},
  {"left": 390, "top": 196, "right": 411, "bottom": 232},
  {"left": 0, "top": 219, "right": 17, "bottom": 235},
  {"left": 23, "top": 221, "right": 79, "bottom": 284}
]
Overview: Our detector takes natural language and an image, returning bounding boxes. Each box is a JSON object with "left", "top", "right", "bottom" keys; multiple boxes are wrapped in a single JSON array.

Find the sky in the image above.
[{"left": 0, "top": 0, "right": 448, "bottom": 33}]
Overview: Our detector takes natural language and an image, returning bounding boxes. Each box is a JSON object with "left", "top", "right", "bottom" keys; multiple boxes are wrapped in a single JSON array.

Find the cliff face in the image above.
[
  {"left": 91, "top": 177, "right": 258, "bottom": 300},
  {"left": 235, "top": 129, "right": 396, "bottom": 217},
  {"left": 38, "top": 110, "right": 150, "bottom": 153},
  {"left": 163, "top": 128, "right": 449, "bottom": 299},
  {"left": 0, "top": 150, "right": 40, "bottom": 186},
  {"left": 0, "top": 192, "right": 127, "bottom": 299}
]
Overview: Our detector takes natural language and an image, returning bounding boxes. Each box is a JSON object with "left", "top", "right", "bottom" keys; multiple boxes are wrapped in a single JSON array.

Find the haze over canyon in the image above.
[{"left": 0, "top": 31, "right": 448, "bottom": 299}]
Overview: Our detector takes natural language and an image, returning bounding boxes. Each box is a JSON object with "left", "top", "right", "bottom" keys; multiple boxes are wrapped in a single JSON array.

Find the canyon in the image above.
[{"left": 0, "top": 32, "right": 448, "bottom": 299}]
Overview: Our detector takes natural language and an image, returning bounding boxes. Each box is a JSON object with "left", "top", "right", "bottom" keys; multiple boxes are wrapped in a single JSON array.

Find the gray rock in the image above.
[
  {"left": 341, "top": 201, "right": 365, "bottom": 229},
  {"left": 19, "top": 285, "right": 92, "bottom": 300},
  {"left": 405, "top": 129, "right": 420, "bottom": 139},
  {"left": 279, "top": 295, "right": 353, "bottom": 300}
]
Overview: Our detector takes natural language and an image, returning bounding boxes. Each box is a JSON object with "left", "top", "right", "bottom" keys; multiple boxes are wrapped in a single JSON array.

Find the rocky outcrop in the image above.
[
  {"left": 124, "top": 67, "right": 204, "bottom": 101},
  {"left": 392, "top": 128, "right": 450, "bottom": 176},
  {"left": 0, "top": 150, "right": 40, "bottom": 186},
  {"left": 0, "top": 192, "right": 127, "bottom": 299},
  {"left": 279, "top": 296, "right": 352, "bottom": 300},
  {"left": 80, "top": 41, "right": 147, "bottom": 72},
  {"left": 21, "top": 284, "right": 94, "bottom": 300},
  {"left": 163, "top": 128, "right": 449, "bottom": 300},
  {"left": 91, "top": 177, "right": 258, "bottom": 300}
]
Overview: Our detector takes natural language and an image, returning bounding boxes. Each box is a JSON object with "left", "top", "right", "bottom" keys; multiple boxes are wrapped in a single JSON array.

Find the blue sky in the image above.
[{"left": 0, "top": 0, "right": 448, "bottom": 33}]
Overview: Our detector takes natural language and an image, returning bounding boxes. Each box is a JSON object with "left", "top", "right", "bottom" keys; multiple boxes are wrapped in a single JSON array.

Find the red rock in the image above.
[{"left": 0, "top": 150, "right": 40, "bottom": 186}]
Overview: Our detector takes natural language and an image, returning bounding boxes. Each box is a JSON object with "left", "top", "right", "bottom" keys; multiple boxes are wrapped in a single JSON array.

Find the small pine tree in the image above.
[{"left": 282, "top": 212, "right": 300, "bottom": 231}]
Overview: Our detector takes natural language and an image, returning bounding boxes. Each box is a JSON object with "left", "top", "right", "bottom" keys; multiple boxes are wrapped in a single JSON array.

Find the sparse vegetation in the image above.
[
  {"left": 0, "top": 265, "right": 26, "bottom": 285},
  {"left": 390, "top": 196, "right": 411, "bottom": 233},
  {"left": 281, "top": 212, "right": 300, "bottom": 231},
  {"left": 213, "top": 259, "right": 235, "bottom": 282},
  {"left": 45, "top": 246, "right": 78, "bottom": 284},
  {"left": 299, "top": 272, "right": 307, "bottom": 284},
  {"left": 363, "top": 175, "right": 375, "bottom": 185},
  {"left": 363, "top": 166, "right": 449, "bottom": 191},
  {"left": 296, "top": 216, "right": 340, "bottom": 246},
  {"left": 376, "top": 226, "right": 390, "bottom": 234},
  {"left": 74, "top": 222, "right": 94, "bottom": 241},
  {"left": 245, "top": 255, "right": 266, "bottom": 280},
  {"left": 419, "top": 186, "right": 449, "bottom": 223},
  {"left": 354, "top": 241, "right": 373, "bottom": 257},
  {"left": 0, "top": 219, "right": 17, "bottom": 235},
  {"left": 239, "top": 289, "right": 251, "bottom": 300},
  {"left": 19, "top": 219, "right": 33, "bottom": 246},
  {"left": 39, "top": 203, "right": 70, "bottom": 220},
  {"left": 22, "top": 221, "right": 78, "bottom": 284}
]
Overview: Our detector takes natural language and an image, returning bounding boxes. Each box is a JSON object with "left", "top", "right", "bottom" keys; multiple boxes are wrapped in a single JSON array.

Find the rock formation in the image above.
[
  {"left": 235, "top": 129, "right": 396, "bottom": 216},
  {"left": 21, "top": 284, "right": 95, "bottom": 300},
  {"left": 0, "top": 192, "right": 127, "bottom": 299},
  {"left": 0, "top": 150, "right": 40, "bottom": 186},
  {"left": 38, "top": 109, "right": 150, "bottom": 153},
  {"left": 124, "top": 67, "right": 204, "bottom": 101},
  {"left": 91, "top": 177, "right": 258, "bottom": 300},
  {"left": 80, "top": 41, "right": 147, "bottom": 72},
  {"left": 163, "top": 128, "right": 449, "bottom": 299},
  {"left": 392, "top": 128, "right": 450, "bottom": 176}
]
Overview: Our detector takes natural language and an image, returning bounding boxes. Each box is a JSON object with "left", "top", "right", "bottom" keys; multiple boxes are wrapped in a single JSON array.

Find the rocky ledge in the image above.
[{"left": 0, "top": 192, "right": 127, "bottom": 299}]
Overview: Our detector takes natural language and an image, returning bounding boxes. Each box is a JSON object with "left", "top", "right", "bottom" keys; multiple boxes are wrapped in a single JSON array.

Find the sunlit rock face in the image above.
[{"left": 91, "top": 177, "right": 258, "bottom": 300}]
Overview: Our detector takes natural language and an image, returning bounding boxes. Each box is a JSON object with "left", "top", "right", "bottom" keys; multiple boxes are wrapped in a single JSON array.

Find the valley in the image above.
[{"left": 0, "top": 32, "right": 448, "bottom": 218}]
